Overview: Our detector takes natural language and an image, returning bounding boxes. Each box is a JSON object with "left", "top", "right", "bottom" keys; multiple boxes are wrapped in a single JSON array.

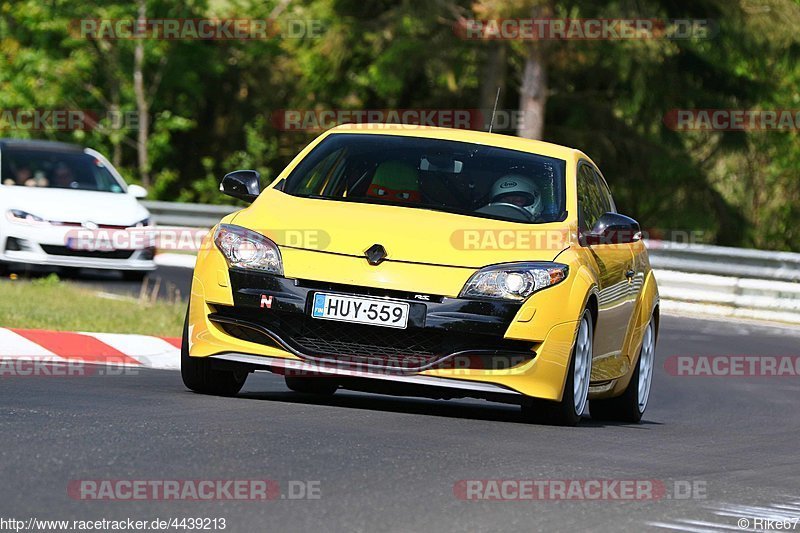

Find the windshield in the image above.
[
  {"left": 0, "top": 148, "right": 124, "bottom": 193},
  {"left": 284, "top": 134, "right": 567, "bottom": 224}
]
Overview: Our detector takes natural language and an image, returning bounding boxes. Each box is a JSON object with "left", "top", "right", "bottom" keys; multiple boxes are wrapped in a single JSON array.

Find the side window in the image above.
[
  {"left": 592, "top": 168, "right": 616, "bottom": 213},
  {"left": 577, "top": 163, "right": 607, "bottom": 231}
]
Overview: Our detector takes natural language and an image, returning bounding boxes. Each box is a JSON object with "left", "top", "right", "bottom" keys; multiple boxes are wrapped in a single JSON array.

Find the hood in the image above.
[
  {"left": 232, "top": 188, "right": 572, "bottom": 269},
  {"left": 0, "top": 186, "right": 149, "bottom": 226}
]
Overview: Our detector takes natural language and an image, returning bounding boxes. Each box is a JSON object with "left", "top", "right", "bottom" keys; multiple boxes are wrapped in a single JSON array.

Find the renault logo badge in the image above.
[{"left": 364, "top": 244, "right": 387, "bottom": 265}]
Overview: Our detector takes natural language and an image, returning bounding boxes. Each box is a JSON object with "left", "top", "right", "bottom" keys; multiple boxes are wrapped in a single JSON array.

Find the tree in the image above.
[{"left": 1, "top": 0, "right": 799, "bottom": 249}]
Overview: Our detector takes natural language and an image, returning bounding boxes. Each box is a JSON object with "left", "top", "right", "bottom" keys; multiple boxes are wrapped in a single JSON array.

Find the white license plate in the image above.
[{"left": 311, "top": 293, "right": 409, "bottom": 329}]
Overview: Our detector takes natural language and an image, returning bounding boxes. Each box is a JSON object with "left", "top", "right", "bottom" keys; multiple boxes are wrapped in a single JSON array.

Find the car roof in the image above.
[
  {"left": 324, "top": 124, "right": 585, "bottom": 163},
  {"left": 0, "top": 138, "right": 85, "bottom": 153}
]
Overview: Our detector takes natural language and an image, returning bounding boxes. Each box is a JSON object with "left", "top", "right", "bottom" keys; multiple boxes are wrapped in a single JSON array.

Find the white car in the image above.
[{"left": 0, "top": 139, "right": 156, "bottom": 280}]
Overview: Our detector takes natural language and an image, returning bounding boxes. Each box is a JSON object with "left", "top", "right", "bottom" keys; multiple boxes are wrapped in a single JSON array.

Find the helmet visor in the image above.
[{"left": 494, "top": 190, "right": 539, "bottom": 207}]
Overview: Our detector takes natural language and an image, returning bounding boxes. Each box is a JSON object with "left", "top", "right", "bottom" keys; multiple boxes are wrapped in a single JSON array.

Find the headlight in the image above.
[
  {"left": 214, "top": 224, "right": 282, "bottom": 274},
  {"left": 6, "top": 209, "right": 46, "bottom": 224},
  {"left": 133, "top": 217, "right": 152, "bottom": 228},
  {"left": 460, "top": 262, "right": 569, "bottom": 301}
]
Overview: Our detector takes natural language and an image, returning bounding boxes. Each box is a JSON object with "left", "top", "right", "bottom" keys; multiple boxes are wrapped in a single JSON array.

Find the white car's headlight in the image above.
[
  {"left": 6, "top": 209, "right": 46, "bottom": 224},
  {"left": 460, "top": 262, "right": 569, "bottom": 301},
  {"left": 214, "top": 224, "right": 282, "bottom": 274}
]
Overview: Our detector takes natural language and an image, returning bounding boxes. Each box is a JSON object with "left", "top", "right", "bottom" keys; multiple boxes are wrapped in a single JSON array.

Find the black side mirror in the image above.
[
  {"left": 220, "top": 170, "right": 261, "bottom": 202},
  {"left": 584, "top": 212, "right": 641, "bottom": 245}
]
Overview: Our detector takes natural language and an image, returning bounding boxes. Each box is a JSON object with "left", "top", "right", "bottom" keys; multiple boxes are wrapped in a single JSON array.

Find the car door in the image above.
[
  {"left": 593, "top": 167, "right": 643, "bottom": 307},
  {"left": 577, "top": 162, "right": 635, "bottom": 380}
]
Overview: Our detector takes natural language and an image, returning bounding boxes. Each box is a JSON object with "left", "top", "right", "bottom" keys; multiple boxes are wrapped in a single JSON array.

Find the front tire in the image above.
[
  {"left": 522, "top": 309, "right": 593, "bottom": 426},
  {"left": 180, "top": 309, "right": 247, "bottom": 396},
  {"left": 590, "top": 317, "right": 656, "bottom": 423}
]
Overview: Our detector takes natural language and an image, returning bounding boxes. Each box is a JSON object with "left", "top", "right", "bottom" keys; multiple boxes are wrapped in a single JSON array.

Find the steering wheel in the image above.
[{"left": 488, "top": 202, "right": 535, "bottom": 221}]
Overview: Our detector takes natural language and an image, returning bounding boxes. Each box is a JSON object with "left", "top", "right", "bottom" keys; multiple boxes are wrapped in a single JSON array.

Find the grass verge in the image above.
[{"left": 0, "top": 274, "right": 185, "bottom": 337}]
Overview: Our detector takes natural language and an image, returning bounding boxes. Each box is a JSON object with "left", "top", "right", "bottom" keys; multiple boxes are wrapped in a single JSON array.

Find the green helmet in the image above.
[{"left": 368, "top": 161, "right": 420, "bottom": 202}]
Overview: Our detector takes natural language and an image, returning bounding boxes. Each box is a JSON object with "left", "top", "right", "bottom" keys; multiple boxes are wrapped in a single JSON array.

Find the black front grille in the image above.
[
  {"left": 40, "top": 246, "right": 134, "bottom": 260},
  {"left": 282, "top": 314, "right": 441, "bottom": 367},
  {"left": 212, "top": 306, "right": 534, "bottom": 370}
]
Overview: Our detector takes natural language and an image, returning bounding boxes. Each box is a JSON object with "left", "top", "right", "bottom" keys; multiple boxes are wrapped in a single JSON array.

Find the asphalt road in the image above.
[{"left": 1, "top": 314, "right": 798, "bottom": 532}]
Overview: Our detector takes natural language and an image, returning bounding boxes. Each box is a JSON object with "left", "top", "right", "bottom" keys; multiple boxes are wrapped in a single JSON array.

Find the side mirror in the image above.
[
  {"left": 220, "top": 170, "right": 260, "bottom": 202},
  {"left": 127, "top": 184, "right": 148, "bottom": 199},
  {"left": 584, "top": 212, "right": 641, "bottom": 245}
]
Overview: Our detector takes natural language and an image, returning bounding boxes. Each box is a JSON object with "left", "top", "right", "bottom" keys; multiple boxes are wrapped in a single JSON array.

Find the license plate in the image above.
[{"left": 311, "top": 293, "right": 409, "bottom": 329}]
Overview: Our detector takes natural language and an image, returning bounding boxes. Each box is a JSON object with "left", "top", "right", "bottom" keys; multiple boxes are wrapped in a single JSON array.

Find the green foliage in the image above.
[
  {"left": 1, "top": 0, "right": 799, "bottom": 250},
  {"left": 31, "top": 273, "right": 61, "bottom": 288}
]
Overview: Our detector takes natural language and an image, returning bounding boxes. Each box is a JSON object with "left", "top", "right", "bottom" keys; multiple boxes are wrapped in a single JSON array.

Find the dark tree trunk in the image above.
[
  {"left": 134, "top": 0, "right": 150, "bottom": 187},
  {"left": 517, "top": 43, "right": 547, "bottom": 140}
]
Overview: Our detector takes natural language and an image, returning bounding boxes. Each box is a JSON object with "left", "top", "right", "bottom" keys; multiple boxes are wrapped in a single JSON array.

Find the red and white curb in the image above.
[{"left": 0, "top": 328, "right": 180, "bottom": 370}]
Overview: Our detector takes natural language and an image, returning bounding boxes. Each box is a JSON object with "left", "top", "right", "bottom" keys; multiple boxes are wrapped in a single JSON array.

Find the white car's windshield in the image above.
[
  {"left": 284, "top": 134, "right": 567, "bottom": 224},
  {"left": 0, "top": 147, "right": 124, "bottom": 193}
]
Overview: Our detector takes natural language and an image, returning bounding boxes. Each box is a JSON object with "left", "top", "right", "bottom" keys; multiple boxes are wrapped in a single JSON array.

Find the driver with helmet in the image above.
[{"left": 484, "top": 174, "right": 543, "bottom": 220}]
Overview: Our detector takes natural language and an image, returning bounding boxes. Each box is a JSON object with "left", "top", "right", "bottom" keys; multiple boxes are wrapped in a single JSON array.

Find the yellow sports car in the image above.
[{"left": 182, "top": 124, "right": 658, "bottom": 426}]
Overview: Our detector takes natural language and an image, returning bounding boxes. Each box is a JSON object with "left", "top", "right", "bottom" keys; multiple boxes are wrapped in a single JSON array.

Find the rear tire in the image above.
[
  {"left": 180, "top": 308, "right": 247, "bottom": 396},
  {"left": 285, "top": 376, "right": 338, "bottom": 396},
  {"left": 590, "top": 318, "right": 656, "bottom": 423},
  {"left": 521, "top": 309, "right": 593, "bottom": 426}
]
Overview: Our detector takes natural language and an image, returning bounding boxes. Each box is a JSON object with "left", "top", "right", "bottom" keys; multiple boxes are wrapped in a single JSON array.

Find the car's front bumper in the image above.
[
  {"left": 188, "top": 262, "right": 582, "bottom": 402},
  {"left": 0, "top": 223, "right": 156, "bottom": 271},
  {"left": 211, "top": 269, "right": 537, "bottom": 372}
]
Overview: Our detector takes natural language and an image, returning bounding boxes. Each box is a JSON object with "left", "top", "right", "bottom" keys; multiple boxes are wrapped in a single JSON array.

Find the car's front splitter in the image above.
[{"left": 207, "top": 351, "right": 526, "bottom": 404}]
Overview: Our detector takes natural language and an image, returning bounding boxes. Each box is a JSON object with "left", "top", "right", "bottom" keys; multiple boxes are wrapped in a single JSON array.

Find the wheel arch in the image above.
[{"left": 585, "top": 292, "right": 599, "bottom": 330}]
